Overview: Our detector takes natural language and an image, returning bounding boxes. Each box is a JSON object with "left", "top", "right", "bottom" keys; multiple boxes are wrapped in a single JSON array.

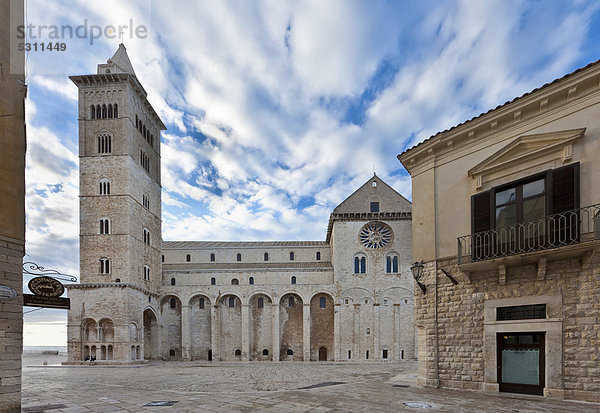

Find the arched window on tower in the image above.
[
  {"left": 170, "top": 278, "right": 175, "bottom": 286},
  {"left": 143, "top": 266, "right": 150, "bottom": 281},
  {"left": 107, "top": 104, "right": 113, "bottom": 118},
  {"left": 264, "top": 252, "right": 269, "bottom": 261},
  {"left": 186, "top": 254, "right": 191, "bottom": 262},
  {"left": 97, "top": 133, "right": 112, "bottom": 154},
  {"left": 316, "top": 251, "right": 321, "bottom": 261},
  {"left": 99, "top": 178, "right": 110, "bottom": 195},
  {"left": 291, "top": 276, "right": 296, "bottom": 285},
  {"left": 211, "top": 277, "right": 216, "bottom": 285},
  {"left": 249, "top": 277, "right": 254, "bottom": 285},
  {"left": 90, "top": 105, "right": 96, "bottom": 119},
  {"left": 289, "top": 251, "right": 295, "bottom": 261},
  {"left": 99, "top": 258, "right": 110, "bottom": 274},
  {"left": 113, "top": 103, "right": 118, "bottom": 118},
  {"left": 99, "top": 218, "right": 110, "bottom": 234},
  {"left": 101, "top": 104, "right": 107, "bottom": 119},
  {"left": 236, "top": 253, "right": 242, "bottom": 262},
  {"left": 96, "top": 104, "right": 101, "bottom": 118},
  {"left": 143, "top": 228, "right": 150, "bottom": 245},
  {"left": 210, "top": 253, "right": 215, "bottom": 262}
]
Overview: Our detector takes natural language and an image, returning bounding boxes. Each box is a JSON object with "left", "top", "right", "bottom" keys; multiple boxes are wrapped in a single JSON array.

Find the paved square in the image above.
[{"left": 22, "top": 357, "right": 600, "bottom": 412}]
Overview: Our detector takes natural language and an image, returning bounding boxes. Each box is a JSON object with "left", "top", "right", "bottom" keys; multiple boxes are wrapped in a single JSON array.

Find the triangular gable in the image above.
[
  {"left": 98, "top": 43, "right": 137, "bottom": 76},
  {"left": 333, "top": 174, "right": 411, "bottom": 214},
  {"left": 468, "top": 128, "right": 585, "bottom": 188}
]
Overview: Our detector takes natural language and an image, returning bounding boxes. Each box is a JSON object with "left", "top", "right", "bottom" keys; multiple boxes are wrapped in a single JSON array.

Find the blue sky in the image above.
[{"left": 20, "top": 0, "right": 600, "bottom": 345}]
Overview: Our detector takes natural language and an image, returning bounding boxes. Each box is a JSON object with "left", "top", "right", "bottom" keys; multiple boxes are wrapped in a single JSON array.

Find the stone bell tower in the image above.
[{"left": 66, "top": 44, "right": 165, "bottom": 363}]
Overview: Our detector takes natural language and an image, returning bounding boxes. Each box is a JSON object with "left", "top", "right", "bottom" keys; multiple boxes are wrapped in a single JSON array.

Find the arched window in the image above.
[
  {"left": 235, "top": 349, "right": 241, "bottom": 356},
  {"left": 186, "top": 254, "right": 191, "bottom": 262},
  {"left": 210, "top": 253, "right": 215, "bottom": 262},
  {"left": 236, "top": 253, "right": 242, "bottom": 262},
  {"left": 169, "top": 298, "right": 177, "bottom": 309},
  {"left": 113, "top": 103, "right": 118, "bottom": 118},
  {"left": 288, "top": 296, "right": 295, "bottom": 307},
  {"left": 386, "top": 254, "right": 399, "bottom": 273},
  {"left": 143, "top": 228, "right": 150, "bottom": 245},
  {"left": 228, "top": 296, "right": 235, "bottom": 308},
  {"left": 258, "top": 297, "right": 264, "bottom": 308},
  {"left": 320, "top": 296, "right": 326, "bottom": 308},
  {"left": 199, "top": 297, "right": 205, "bottom": 309},
  {"left": 354, "top": 255, "right": 366, "bottom": 274},
  {"left": 161, "top": 255, "right": 164, "bottom": 262},
  {"left": 97, "top": 133, "right": 112, "bottom": 154},
  {"left": 170, "top": 278, "right": 176, "bottom": 286},
  {"left": 99, "top": 178, "right": 110, "bottom": 195},
  {"left": 99, "top": 258, "right": 110, "bottom": 274},
  {"left": 143, "top": 266, "right": 150, "bottom": 281},
  {"left": 90, "top": 105, "right": 96, "bottom": 119},
  {"left": 231, "top": 278, "right": 239, "bottom": 285},
  {"left": 107, "top": 104, "right": 113, "bottom": 118},
  {"left": 211, "top": 277, "right": 216, "bottom": 285},
  {"left": 286, "top": 348, "right": 293, "bottom": 356},
  {"left": 140, "top": 150, "right": 149, "bottom": 172},
  {"left": 101, "top": 104, "right": 107, "bottom": 118},
  {"left": 291, "top": 276, "right": 296, "bottom": 285},
  {"left": 115, "top": 278, "right": 120, "bottom": 283},
  {"left": 99, "top": 218, "right": 110, "bottom": 234},
  {"left": 289, "top": 251, "right": 295, "bottom": 261},
  {"left": 170, "top": 349, "right": 175, "bottom": 357},
  {"left": 264, "top": 252, "right": 269, "bottom": 261},
  {"left": 316, "top": 251, "right": 321, "bottom": 261},
  {"left": 142, "top": 194, "right": 150, "bottom": 209},
  {"left": 96, "top": 105, "right": 101, "bottom": 118},
  {"left": 249, "top": 277, "right": 254, "bottom": 285},
  {"left": 263, "top": 349, "right": 269, "bottom": 356}
]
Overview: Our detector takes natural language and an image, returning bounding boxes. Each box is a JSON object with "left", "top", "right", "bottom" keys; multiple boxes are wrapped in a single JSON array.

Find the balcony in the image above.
[{"left": 458, "top": 204, "right": 600, "bottom": 265}]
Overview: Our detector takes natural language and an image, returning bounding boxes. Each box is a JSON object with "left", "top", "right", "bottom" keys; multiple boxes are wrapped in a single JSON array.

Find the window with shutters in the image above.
[{"left": 467, "top": 163, "right": 580, "bottom": 262}]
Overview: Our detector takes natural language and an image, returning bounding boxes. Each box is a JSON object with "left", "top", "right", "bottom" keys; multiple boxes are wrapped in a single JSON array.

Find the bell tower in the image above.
[{"left": 66, "top": 44, "right": 165, "bottom": 363}]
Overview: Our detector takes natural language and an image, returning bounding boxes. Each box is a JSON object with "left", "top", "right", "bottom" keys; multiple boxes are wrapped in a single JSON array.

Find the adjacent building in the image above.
[
  {"left": 398, "top": 60, "right": 600, "bottom": 401},
  {"left": 66, "top": 45, "right": 415, "bottom": 364}
]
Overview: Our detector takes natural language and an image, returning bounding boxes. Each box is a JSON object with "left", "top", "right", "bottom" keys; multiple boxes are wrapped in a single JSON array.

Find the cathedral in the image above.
[{"left": 65, "top": 44, "right": 414, "bottom": 363}]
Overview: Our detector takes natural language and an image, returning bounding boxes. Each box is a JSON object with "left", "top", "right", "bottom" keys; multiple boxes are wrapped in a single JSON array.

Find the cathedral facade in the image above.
[{"left": 66, "top": 45, "right": 414, "bottom": 363}]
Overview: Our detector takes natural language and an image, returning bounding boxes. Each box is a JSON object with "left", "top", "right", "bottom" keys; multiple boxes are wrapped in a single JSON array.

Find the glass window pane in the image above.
[
  {"left": 523, "top": 179, "right": 544, "bottom": 198},
  {"left": 523, "top": 196, "right": 545, "bottom": 223},
  {"left": 496, "top": 204, "right": 516, "bottom": 228},
  {"left": 496, "top": 188, "right": 516, "bottom": 205},
  {"left": 502, "top": 348, "right": 539, "bottom": 385}
]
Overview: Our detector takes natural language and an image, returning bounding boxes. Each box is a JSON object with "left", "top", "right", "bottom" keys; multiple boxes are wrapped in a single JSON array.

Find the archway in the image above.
[
  {"left": 310, "top": 293, "right": 334, "bottom": 361},
  {"left": 143, "top": 309, "right": 158, "bottom": 360},
  {"left": 249, "top": 293, "right": 272, "bottom": 360},
  {"left": 319, "top": 347, "right": 327, "bottom": 361},
  {"left": 218, "top": 294, "right": 242, "bottom": 360},
  {"left": 279, "top": 293, "right": 303, "bottom": 361},
  {"left": 189, "top": 295, "right": 211, "bottom": 360},
  {"left": 160, "top": 295, "right": 182, "bottom": 359}
]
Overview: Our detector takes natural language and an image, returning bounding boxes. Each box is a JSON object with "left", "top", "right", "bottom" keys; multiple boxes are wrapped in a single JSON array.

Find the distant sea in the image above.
[{"left": 23, "top": 346, "right": 68, "bottom": 355}]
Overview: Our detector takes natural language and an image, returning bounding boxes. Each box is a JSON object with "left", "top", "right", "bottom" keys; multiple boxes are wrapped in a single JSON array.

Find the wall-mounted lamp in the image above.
[{"left": 411, "top": 261, "right": 427, "bottom": 295}]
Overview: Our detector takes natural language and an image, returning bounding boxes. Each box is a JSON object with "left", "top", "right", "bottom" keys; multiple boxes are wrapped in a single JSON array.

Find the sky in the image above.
[{"left": 18, "top": 0, "right": 600, "bottom": 345}]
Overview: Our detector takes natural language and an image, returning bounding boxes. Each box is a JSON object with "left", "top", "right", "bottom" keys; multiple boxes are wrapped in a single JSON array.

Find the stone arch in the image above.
[
  {"left": 160, "top": 295, "right": 182, "bottom": 359},
  {"left": 143, "top": 308, "right": 158, "bottom": 360},
  {"left": 339, "top": 287, "right": 374, "bottom": 304},
  {"left": 218, "top": 294, "right": 242, "bottom": 360},
  {"left": 279, "top": 293, "right": 303, "bottom": 361},
  {"left": 82, "top": 318, "right": 97, "bottom": 343},
  {"left": 97, "top": 318, "right": 114, "bottom": 342},
  {"left": 308, "top": 290, "right": 335, "bottom": 303},
  {"left": 189, "top": 294, "right": 212, "bottom": 360},
  {"left": 378, "top": 287, "right": 415, "bottom": 360},
  {"left": 129, "top": 321, "right": 139, "bottom": 342},
  {"left": 338, "top": 288, "right": 375, "bottom": 362},
  {"left": 310, "top": 293, "right": 334, "bottom": 361},
  {"left": 248, "top": 293, "right": 273, "bottom": 361},
  {"left": 247, "top": 290, "right": 274, "bottom": 305}
]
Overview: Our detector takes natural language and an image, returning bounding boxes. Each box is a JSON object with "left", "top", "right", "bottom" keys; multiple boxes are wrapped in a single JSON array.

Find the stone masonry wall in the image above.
[{"left": 415, "top": 247, "right": 600, "bottom": 402}]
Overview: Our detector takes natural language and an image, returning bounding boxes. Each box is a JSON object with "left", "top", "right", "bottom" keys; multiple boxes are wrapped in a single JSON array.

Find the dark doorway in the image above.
[
  {"left": 208, "top": 350, "right": 212, "bottom": 361},
  {"left": 318, "top": 347, "right": 327, "bottom": 361},
  {"left": 497, "top": 332, "right": 545, "bottom": 395}
]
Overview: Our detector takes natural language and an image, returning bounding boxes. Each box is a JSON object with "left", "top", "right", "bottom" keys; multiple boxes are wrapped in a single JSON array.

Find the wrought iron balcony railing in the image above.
[{"left": 458, "top": 204, "right": 600, "bottom": 264}]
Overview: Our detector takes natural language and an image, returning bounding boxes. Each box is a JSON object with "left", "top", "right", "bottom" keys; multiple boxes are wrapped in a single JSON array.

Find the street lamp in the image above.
[{"left": 411, "top": 261, "right": 426, "bottom": 295}]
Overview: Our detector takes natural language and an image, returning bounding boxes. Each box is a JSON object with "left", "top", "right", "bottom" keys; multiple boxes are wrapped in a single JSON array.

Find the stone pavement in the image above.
[{"left": 21, "top": 359, "right": 600, "bottom": 412}]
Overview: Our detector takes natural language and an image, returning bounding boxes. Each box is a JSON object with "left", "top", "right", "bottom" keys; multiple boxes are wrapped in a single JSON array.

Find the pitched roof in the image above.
[
  {"left": 333, "top": 174, "right": 411, "bottom": 214},
  {"left": 106, "top": 43, "right": 136, "bottom": 76},
  {"left": 398, "top": 58, "right": 600, "bottom": 158},
  {"left": 162, "top": 241, "right": 328, "bottom": 249}
]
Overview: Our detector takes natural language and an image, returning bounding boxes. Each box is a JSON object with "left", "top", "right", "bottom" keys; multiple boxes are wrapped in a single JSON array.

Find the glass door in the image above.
[{"left": 497, "top": 332, "right": 545, "bottom": 395}]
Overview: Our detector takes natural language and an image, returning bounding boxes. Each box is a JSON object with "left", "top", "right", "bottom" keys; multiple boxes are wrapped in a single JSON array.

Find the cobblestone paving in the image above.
[{"left": 21, "top": 358, "right": 600, "bottom": 412}]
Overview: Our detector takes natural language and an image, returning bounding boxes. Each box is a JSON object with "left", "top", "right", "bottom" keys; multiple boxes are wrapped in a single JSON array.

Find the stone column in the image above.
[
  {"left": 211, "top": 304, "right": 219, "bottom": 360},
  {"left": 394, "top": 303, "right": 401, "bottom": 360},
  {"left": 303, "top": 303, "right": 311, "bottom": 361},
  {"left": 241, "top": 304, "right": 250, "bottom": 361},
  {"left": 334, "top": 303, "right": 341, "bottom": 361},
  {"left": 353, "top": 304, "right": 360, "bottom": 360},
  {"left": 181, "top": 304, "right": 191, "bottom": 360},
  {"left": 373, "top": 303, "right": 380, "bottom": 360},
  {"left": 272, "top": 302, "right": 280, "bottom": 361}
]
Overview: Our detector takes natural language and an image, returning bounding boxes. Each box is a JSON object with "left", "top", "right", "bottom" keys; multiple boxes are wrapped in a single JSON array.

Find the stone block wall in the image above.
[{"left": 415, "top": 247, "right": 600, "bottom": 402}]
